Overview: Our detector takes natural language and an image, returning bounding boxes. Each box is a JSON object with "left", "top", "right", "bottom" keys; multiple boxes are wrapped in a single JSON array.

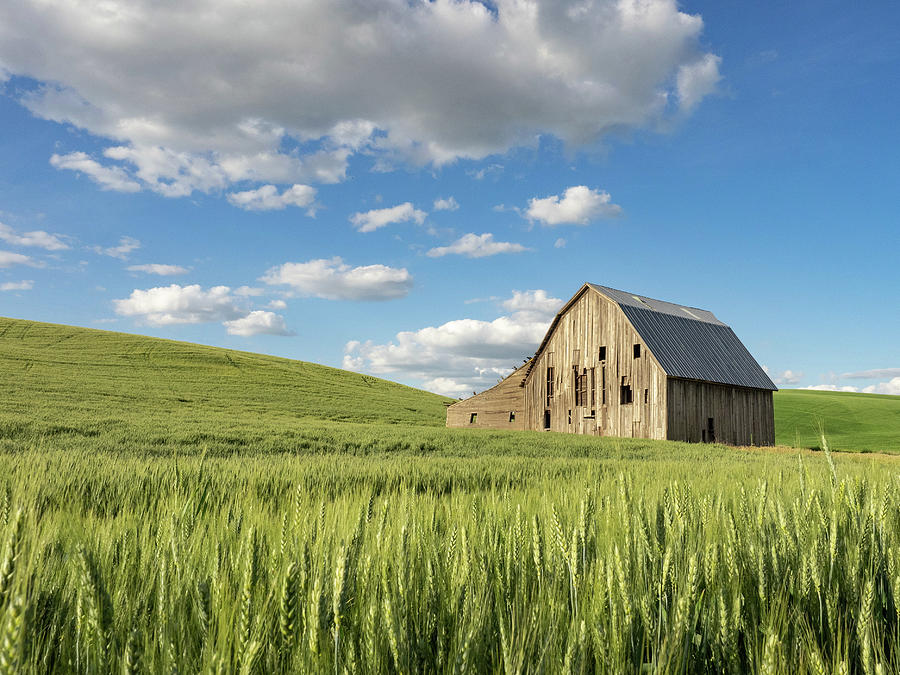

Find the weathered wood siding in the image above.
[
  {"left": 666, "top": 378, "right": 775, "bottom": 446},
  {"left": 446, "top": 364, "right": 527, "bottom": 430},
  {"left": 522, "top": 289, "right": 667, "bottom": 438}
]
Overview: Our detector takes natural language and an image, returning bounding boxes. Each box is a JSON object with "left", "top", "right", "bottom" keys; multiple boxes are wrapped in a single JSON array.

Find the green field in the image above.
[
  {"left": 775, "top": 388, "right": 900, "bottom": 453},
  {"left": 2, "top": 316, "right": 900, "bottom": 673}
]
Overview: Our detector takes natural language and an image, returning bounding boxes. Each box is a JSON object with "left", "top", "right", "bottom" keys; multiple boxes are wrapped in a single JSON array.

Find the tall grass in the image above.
[{"left": 1, "top": 447, "right": 899, "bottom": 673}]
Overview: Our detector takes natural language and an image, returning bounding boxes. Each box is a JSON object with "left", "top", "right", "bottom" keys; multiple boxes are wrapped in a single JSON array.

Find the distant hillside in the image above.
[
  {"left": 775, "top": 389, "right": 900, "bottom": 453},
  {"left": 0, "top": 317, "right": 452, "bottom": 452}
]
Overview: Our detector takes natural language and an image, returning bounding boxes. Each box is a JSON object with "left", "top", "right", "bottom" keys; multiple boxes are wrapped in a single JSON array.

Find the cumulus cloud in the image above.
[
  {"left": 350, "top": 203, "right": 426, "bottom": 233},
  {"left": 50, "top": 152, "right": 141, "bottom": 192},
  {"left": 3, "top": 0, "right": 719, "bottom": 198},
  {"left": 0, "top": 251, "right": 35, "bottom": 268},
  {"left": 803, "top": 384, "right": 860, "bottom": 393},
  {"left": 427, "top": 233, "right": 527, "bottom": 258},
  {"left": 861, "top": 378, "right": 900, "bottom": 395},
  {"left": 223, "top": 310, "right": 295, "bottom": 336},
  {"left": 261, "top": 257, "right": 413, "bottom": 301},
  {"left": 126, "top": 263, "right": 189, "bottom": 276},
  {"left": 227, "top": 184, "right": 317, "bottom": 213},
  {"left": 677, "top": 54, "right": 723, "bottom": 112},
  {"left": 0, "top": 222, "right": 68, "bottom": 250},
  {"left": 343, "top": 289, "right": 562, "bottom": 396},
  {"left": 267, "top": 299, "right": 287, "bottom": 310},
  {"left": 526, "top": 186, "right": 621, "bottom": 226},
  {"left": 433, "top": 197, "right": 459, "bottom": 212},
  {"left": 113, "top": 284, "right": 246, "bottom": 325},
  {"left": 93, "top": 237, "right": 141, "bottom": 260},
  {"left": 0, "top": 280, "right": 33, "bottom": 291}
]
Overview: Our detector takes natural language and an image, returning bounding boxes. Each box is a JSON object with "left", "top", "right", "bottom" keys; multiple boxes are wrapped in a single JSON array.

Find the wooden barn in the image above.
[{"left": 446, "top": 283, "right": 777, "bottom": 446}]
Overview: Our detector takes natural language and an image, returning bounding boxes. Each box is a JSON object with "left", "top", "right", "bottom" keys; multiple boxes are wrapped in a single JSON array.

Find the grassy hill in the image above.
[
  {"left": 774, "top": 388, "right": 900, "bottom": 453},
  {"left": 0, "top": 316, "right": 452, "bottom": 454}
]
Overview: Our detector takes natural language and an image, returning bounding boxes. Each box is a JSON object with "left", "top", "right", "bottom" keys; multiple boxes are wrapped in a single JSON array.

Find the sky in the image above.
[{"left": 0, "top": 0, "right": 897, "bottom": 398}]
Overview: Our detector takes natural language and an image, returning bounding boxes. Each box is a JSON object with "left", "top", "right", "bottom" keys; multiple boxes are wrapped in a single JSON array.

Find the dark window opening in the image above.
[
  {"left": 633, "top": 344, "right": 641, "bottom": 359},
  {"left": 568, "top": 409, "right": 572, "bottom": 424},
  {"left": 573, "top": 366, "right": 581, "bottom": 406},
  {"left": 620, "top": 385, "right": 633, "bottom": 405},
  {"left": 601, "top": 365, "right": 606, "bottom": 404},
  {"left": 544, "top": 410, "right": 551, "bottom": 430},
  {"left": 545, "top": 367, "right": 554, "bottom": 406},
  {"left": 644, "top": 388, "right": 649, "bottom": 404},
  {"left": 469, "top": 412, "right": 477, "bottom": 424},
  {"left": 509, "top": 411, "right": 516, "bottom": 423},
  {"left": 598, "top": 346, "right": 607, "bottom": 361},
  {"left": 707, "top": 418, "right": 716, "bottom": 443}
]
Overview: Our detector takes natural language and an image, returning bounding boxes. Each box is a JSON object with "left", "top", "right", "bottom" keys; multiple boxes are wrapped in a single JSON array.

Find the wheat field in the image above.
[{"left": 1, "top": 442, "right": 899, "bottom": 674}]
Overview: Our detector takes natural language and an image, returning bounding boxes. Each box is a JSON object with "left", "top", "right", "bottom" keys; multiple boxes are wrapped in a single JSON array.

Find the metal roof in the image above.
[{"left": 587, "top": 284, "right": 777, "bottom": 390}]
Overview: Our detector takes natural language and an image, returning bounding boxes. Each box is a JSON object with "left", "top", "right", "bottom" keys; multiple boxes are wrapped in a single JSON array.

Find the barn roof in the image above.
[{"left": 526, "top": 283, "right": 776, "bottom": 391}]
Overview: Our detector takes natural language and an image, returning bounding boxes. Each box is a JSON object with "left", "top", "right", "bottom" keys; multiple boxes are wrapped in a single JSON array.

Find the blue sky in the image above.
[{"left": 0, "top": 0, "right": 897, "bottom": 397}]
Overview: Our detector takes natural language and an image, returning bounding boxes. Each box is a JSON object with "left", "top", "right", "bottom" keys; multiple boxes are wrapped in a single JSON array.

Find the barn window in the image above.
[
  {"left": 545, "top": 367, "right": 554, "bottom": 406},
  {"left": 644, "top": 388, "right": 649, "bottom": 404},
  {"left": 598, "top": 346, "right": 607, "bottom": 361},
  {"left": 633, "top": 344, "right": 641, "bottom": 358},
  {"left": 620, "top": 385, "right": 633, "bottom": 404},
  {"left": 601, "top": 365, "right": 606, "bottom": 404},
  {"left": 469, "top": 413, "right": 477, "bottom": 424},
  {"left": 568, "top": 409, "right": 572, "bottom": 424},
  {"left": 509, "top": 411, "right": 516, "bottom": 423},
  {"left": 575, "top": 367, "right": 588, "bottom": 407},
  {"left": 543, "top": 410, "right": 551, "bottom": 430},
  {"left": 589, "top": 368, "right": 596, "bottom": 407}
]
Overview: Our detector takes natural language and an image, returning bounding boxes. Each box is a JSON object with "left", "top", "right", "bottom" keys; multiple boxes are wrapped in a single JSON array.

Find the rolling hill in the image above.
[
  {"left": 774, "top": 388, "right": 900, "bottom": 453},
  {"left": 0, "top": 316, "right": 452, "bottom": 453},
  {"left": 2, "top": 316, "right": 897, "bottom": 454}
]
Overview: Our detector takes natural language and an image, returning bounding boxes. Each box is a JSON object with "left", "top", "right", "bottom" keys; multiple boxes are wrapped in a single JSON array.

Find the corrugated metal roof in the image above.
[{"left": 587, "top": 284, "right": 776, "bottom": 390}]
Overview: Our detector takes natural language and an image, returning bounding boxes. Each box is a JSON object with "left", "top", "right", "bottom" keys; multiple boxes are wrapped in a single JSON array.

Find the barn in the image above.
[{"left": 446, "top": 283, "right": 777, "bottom": 446}]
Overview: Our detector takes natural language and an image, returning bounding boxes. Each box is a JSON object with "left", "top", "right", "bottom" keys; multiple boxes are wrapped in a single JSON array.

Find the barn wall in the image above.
[
  {"left": 666, "top": 379, "right": 775, "bottom": 446},
  {"left": 446, "top": 365, "right": 527, "bottom": 430},
  {"left": 522, "top": 290, "right": 668, "bottom": 439}
]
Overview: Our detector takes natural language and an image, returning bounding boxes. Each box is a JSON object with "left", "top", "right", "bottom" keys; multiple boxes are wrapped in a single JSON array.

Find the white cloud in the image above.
[
  {"left": 50, "top": 152, "right": 141, "bottom": 192},
  {"left": 768, "top": 369, "right": 803, "bottom": 385},
  {"left": 343, "top": 288, "right": 562, "bottom": 396},
  {"left": 113, "top": 284, "right": 245, "bottom": 325},
  {"left": 350, "top": 203, "right": 426, "bottom": 233},
  {"left": 126, "top": 263, "right": 189, "bottom": 276},
  {"left": 93, "top": 237, "right": 141, "bottom": 260},
  {"left": 433, "top": 197, "right": 459, "bottom": 212},
  {"left": 0, "top": 251, "right": 35, "bottom": 268},
  {"left": 267, "top": 299, "right": 287, "bottom": 310},
  {"left": 526, "top": 186, "right": 621, "bottom": 226},
  {"left": 554, "top": 238, "right": 567, "bottom": 248},
  {"left": 861, "top": 377, "right": 900, "bottom": 396},
  {"left": 261, "top": 257, "right": 413, "bottom": 301},
  {"left": 0, "top": 222, "right": 68, "bottom": 250},
  {"left": 224, "top": 310, "right": 295, "bottom": 337},
  {"left": 427, "top": 233, "right": 527, "bottom": 258},
  {"left": 4, "top": 0, "right": 719, "bottom": 197},
  {"left": 676, "top": 54, "right": 722, "bottom": 112},
  {"left": 227, "top": 184, "right": 317, "bottom": 213},
  {"left": 0, "top": 280, "right": 33, "bottom": 291},
  {"left": 841, "top": 368, "right": 900, "bottom": 380},
  {"left": 234, "top": 286, "right": 265, "bottom": 297},
  {"left": 803, "top": 384, "right": 859, "bottom": 393}
]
